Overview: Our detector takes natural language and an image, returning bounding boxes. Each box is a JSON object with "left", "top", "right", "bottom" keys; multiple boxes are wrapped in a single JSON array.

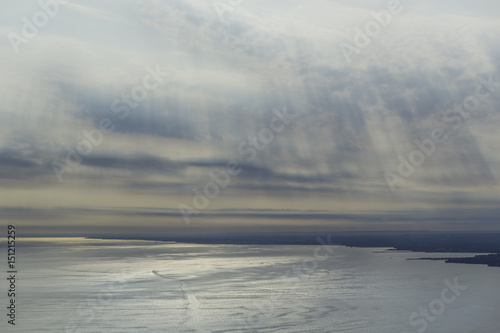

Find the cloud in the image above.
[{"left": 0, "top": 0, "right": 499, "bottom": 233}]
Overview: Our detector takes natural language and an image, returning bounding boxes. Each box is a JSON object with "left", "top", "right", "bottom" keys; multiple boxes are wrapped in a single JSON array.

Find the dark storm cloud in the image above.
[
  {"left": 123, "top": 179, "right": 349, "bottom": 197},
  {"left": 76, "top": 153, "right": 336, "bottom": 186},
  {"left": 116, "top": 110, "right": 198, "bottom": 140},
  {"left": 81, "top": 155, "right": 182, "bottom": 173},
  {"left": 78, "top": 155, "right": 224, "bottom": 173},
  {"left": 63, "top": 79, "right": 203, "bottom": 141},
  {"left": 0, "top": 138, "right": 56, "bottom": 180},
  {"left": 0, "top": 150, "right": 38, "bottom": 168}
]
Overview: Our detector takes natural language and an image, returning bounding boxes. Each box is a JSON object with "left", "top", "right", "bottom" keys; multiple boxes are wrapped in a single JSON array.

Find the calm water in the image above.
[{"left": 3, "top": 238, "right": 500, "bottom": 332}]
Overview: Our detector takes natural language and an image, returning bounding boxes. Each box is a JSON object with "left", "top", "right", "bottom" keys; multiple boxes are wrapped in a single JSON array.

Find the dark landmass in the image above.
[
  {"left": 85, "top": 231, "right": 500, "bottom": 268},
  {"left": 408, "top": 253, "right": 500, "bottom": 267},
  {"left": 89, "top": 230, "right": 500, "bottom": 253}
]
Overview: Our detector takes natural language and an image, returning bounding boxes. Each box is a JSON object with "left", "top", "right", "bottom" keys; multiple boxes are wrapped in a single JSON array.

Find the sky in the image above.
[{"left": 0, "top": 0, "right": 499, "bottom": 235}]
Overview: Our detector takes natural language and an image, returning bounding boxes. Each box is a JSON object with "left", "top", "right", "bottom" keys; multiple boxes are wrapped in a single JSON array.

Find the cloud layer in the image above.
[{"left": 0, "top": 0, "right": 499, "bottom": 234}]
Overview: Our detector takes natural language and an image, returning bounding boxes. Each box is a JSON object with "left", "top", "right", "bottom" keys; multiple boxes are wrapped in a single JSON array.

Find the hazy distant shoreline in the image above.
[{"left": 84, "top": 231, "right": 500, "bottom": 268}]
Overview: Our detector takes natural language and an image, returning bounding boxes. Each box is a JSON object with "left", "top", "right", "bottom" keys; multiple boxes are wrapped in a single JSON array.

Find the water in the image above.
[{"left": 2, "top": 238, "right": 500, "bottom": 332}]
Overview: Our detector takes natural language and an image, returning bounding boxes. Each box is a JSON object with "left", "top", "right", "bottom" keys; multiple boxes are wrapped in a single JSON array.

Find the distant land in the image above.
[
  {"left": 408, "top": 253, "right": 500, "bottom": 268},
  {"left": 86, "top": 231, "right": 500, "bottom": 268}
]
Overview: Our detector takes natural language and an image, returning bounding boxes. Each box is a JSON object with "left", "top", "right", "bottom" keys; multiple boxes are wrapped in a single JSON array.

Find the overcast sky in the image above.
[{"left": 1, "top": 0, "right": 499, "bottom": 235}]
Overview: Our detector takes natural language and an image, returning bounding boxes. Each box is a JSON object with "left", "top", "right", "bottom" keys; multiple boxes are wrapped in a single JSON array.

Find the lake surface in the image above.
[{"left": 2, "top": 238, "right": 500, "bottom": 332}]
